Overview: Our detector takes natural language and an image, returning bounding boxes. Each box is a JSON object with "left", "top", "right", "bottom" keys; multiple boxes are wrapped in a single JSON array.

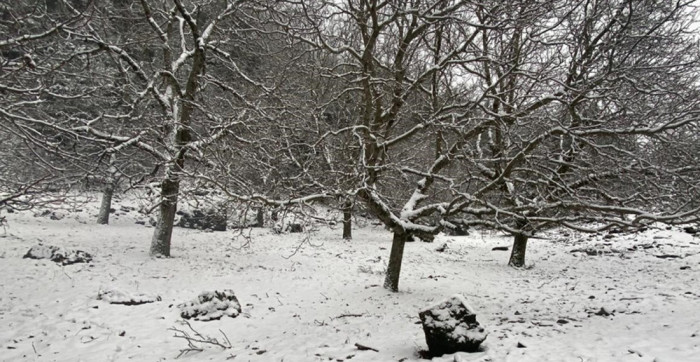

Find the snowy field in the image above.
[{"left": 1, "top": 197, "right": 699, "bottom": 362}]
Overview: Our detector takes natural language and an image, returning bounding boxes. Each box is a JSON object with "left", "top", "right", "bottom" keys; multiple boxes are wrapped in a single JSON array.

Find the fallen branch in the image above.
[
  {"left": 333, "top": 313, "right": 364, "bottom": 319},
  {"left": 355, "top": 343, "right": 379, "bottom": 352},
  {"left": 655, "top": 254, "right": 682, "bottom": 259},
  {"left": 169, "top": 320, "right": 232, "bottom": 358}
]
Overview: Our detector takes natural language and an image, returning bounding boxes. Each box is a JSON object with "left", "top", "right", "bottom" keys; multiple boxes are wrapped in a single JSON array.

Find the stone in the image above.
[
  {"left": 419, "top": 294, "right": 487, "bottom": 356},
  {"left": 179, "top": 290, "right": 241, "bottom": 321},
  {"left": 287, "top": 223, "right": 303, "bottom": 233},
  {"left": 177, "top": 207, "right": 227, "bottom": 231},
  {"left": 683, "top": 226, "right": 698, "bottom": 235},
  {"left": 97, "top": 288, "right": 161, "bottom": 305},
  {"left": 445, "top": 223, "right": 470, "bottom": 236},
  {"left": 23, "top": 244, "right": 92, "bottom": 265}
]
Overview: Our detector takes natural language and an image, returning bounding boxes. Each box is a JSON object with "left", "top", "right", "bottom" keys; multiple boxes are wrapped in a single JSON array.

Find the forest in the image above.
[{"left": 1, "top": 0, "right": 700, "bottom": 361}]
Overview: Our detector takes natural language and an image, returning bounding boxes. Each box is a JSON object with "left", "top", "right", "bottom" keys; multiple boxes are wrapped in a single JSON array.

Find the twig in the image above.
[
  {"left": 355, "top": 343, "right": 379, "bottom": 352},
  {"left": 169, "top": 320, "right": 232, "bottom": 358},
  {"left": 333, "top": 313, "right": 364, "bottom": 319},
  {"left": 655, "top": 254, "right": 682, "bottom": 259}
]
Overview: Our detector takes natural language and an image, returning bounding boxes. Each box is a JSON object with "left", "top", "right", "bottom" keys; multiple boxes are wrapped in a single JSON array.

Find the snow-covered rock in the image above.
[
  {"left": 176, "top": 208, "right": 227, "bottom": 231},
  {"left": 23, "top": 244, "right": 92, "bottom": 265},
  {"left": 97, "top": 288, "right": 161, "bottom": 305},
  {"left": 419, "top": 294, "right": 487, "bottom": 356},
  {"left": 179, "top": 290, "right": 242, "bottom": 321}
]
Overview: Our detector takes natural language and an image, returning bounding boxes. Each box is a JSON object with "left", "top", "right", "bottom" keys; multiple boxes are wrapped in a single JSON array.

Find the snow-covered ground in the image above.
[{"left": 1, "top": 197, "right": 699, "bottom": 362}]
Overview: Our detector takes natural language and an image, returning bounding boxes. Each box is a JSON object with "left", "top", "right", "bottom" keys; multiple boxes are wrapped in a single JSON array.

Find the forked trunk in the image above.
[
  {"left": 383, "top": 231, "right": 407, "bottom": 292},
  {"left": 150, "top": 177, "right": 180, "bottom": 257},
  {"left": 508, "top": 233, "right": 528, "bottom": 267},
  {"left": 96, "top": 182, "right": 114, "bottom": 225},
  {"left": 342, "top": 200, "right": 352, "bottom": 240}
]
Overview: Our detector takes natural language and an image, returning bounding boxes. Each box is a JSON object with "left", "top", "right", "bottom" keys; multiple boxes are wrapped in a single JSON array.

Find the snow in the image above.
[
  {"left": 97, "top": 288, "right": 161, "bottom": 305},
  {"left": 1, "top": 197, "right": 699, "bottom": 361}
]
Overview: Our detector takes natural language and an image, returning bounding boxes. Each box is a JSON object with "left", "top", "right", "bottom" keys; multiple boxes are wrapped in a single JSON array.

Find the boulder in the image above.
[
  {"left": 23, "top": 244, "right": 92, "bottom": 265},
  {"left": 287, "top": 223, "right": 303, "bottom": 233},
  {"left": 97, "top": 288, "right": 161, "bottom": 305},
  {"left": 445, "top": 223, "right": 470, "bottom": 236},
  {"left": 179, "top": 290, "right": 241, "bottom": 321},
  {"left": 419, "top": 294, "right": 487, "bottom": 356},
  {"left": 177, "top": 207, "right": 227, "bottom": 231},
  {"left": 406, "top": 233, "right": 435, "bottom": 243}
]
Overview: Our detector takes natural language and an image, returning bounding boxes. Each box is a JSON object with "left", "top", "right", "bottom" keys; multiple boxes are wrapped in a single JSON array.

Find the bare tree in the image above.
[
  {"left": 0, "top": 0, "right": 108, "bottom": 212},
  {"left": 274, "top": 0, "right": 700, "bottom": 291}
]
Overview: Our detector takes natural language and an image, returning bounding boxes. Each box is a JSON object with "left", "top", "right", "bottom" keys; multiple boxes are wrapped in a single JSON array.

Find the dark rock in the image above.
[
  {"left": 49, "top": 212, "right": 64, "bottom": 220},
  {"left": 179, "top": 290, "right": 241, "bottom": 321},
  {"left": 135, "top": 220, "right": 146, "bottom": 225},
  {"left": 492, "top": 246, "right": 509, "bottom": 251},
  {"left": 109, "top": 208, "right": 116, "bottom": 213},
  {"left": 97, "top": 288, "right": 161, "bottom": 305},
  {"left": 23, "top": 244, "right": 92, "bottom": 265},
  {"left": 517, "top": 342, "right": 527, "bottom": 348},
  {"left": 193, "top": 189, "right": 210, "bottom": 196},
  {"left": 287, "top": 223, "right": 303, "bottom": 233},
  {"left": 406, "top": 233, "right": 434, "bottom": 243},
  {"left": 35, "top": 210, "right": 52, "bottom": 217},
  {"left": 684, "top": 226, "right": 698, "bottom": 235},
  {"left": 419, "top": 294, "right": 487, "bottom": 356},
  {"left": 594, "top": 307, "right": 612, "bottom": 316},
  {"left": 680, "top": 266, "right": 691, "bottom": 270},
  {"left": 420, "top": 234, "right": 435, "bottom": 243},
  {"left": 444, "top": 223, "right": 470, "bottom": 236},
  {"left": 177, "top": 207, "right": 227, "bottom": 231}
]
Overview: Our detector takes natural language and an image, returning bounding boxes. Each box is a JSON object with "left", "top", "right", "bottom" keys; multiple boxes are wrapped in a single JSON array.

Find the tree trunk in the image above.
[
  {"left": 342, "top": 200, "right": 352, "bottom": 240},
  {"left": 383, "top": 231, "right": 407, "bottom": 292},
  {"left": 256, "top": 207, "right": 264, "bottom": 227},
  {"left": 508, "top": 219, "right": 529, "bottom": 267},
  {"left": 508, "top": 233, "right": 528, "bottom": 267},
  {"left": 150, "top": 176, "right": 180, "bottom": 257},
  {"left": 96, "top": 181, "right": 114, "bottom": 225}
]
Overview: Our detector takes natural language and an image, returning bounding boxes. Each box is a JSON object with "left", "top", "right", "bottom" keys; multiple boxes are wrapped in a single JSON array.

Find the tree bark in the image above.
[
  {"left": 508, "top": 232, "right": 528, "bottom": 267},
  {"left": 508, "top": 219, "right": 529, "bottom": 267},
  {"left": 342, "top": 199, "right": 352, "bottom": 240},
  {"left": 150, "top": 173, "right": 180, "bottom": 257},
  {"left": 96, "top": 181, "right": 114, "bottom": 225},
  {"left": 149, "top": 21, "right": 203, "bottom": 257},
  {"left": 256, "top": 207, "right": 264, "bottom": 227},
  {"left": 383, "top": 231, "right": 407, "bottom": 292}
]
